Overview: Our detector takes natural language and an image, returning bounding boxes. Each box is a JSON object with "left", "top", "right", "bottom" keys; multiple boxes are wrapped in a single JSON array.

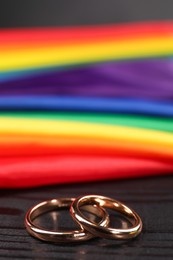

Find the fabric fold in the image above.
[
  {"left": 1, "top": 155, "right": 173, "bottom": 188},
  {"left": 0, "top": 96, "right": 173, "bottom": 117},
  {"left": 1, "top": 60, "right": 173, "bottom": 101}
]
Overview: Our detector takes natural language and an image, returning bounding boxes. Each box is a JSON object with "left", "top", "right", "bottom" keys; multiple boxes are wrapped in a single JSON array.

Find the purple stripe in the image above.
[{"left": 1, "top": 59, "right": 173, "bottom": 101}]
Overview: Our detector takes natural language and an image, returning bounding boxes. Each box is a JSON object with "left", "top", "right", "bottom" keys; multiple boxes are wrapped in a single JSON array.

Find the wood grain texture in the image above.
[{"left": 0, "top": 175, "right": 173, "bottom": 259}]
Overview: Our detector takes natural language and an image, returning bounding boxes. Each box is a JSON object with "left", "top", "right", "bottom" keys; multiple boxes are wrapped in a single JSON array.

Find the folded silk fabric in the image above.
[
  {"left": 1, "top": 59, "right": 173, "bottom": 101},
  {"left": 1, "top": 156, "right": 173, "bottom": 188},
  {"left": 1, "top": 21, "right": 173, "bottom": 73},
  {"left": 1, "top": 21, "right": 173, "bottom": 188},
  {"left": 1, "top": 112, "right": 173, "bottom": 132},
  {"left": 1, "top": 112, "right": 173, "bottom": 165},
  {"left": 1, "top": 37, "right": 173, "bottom": 72},
  {"left": 1, "top": 135, "right": 173, "bottom": 163},
  {"left": 1, "top": 117, "right": 173, "bottom": 162},
  {"left": 2, "top": 117, "right": 173, "bottom": 144},
  {"left": 1, "top": 21, "right": 173, "bottom": 46},
  {"left": 0, "top": 96, "right": 173, "bottom": 117}
]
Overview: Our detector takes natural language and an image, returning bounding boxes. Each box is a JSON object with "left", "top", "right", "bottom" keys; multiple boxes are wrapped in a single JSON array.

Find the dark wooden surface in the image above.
[{"left": 0, "top": 175, "right": 173, "bottom": 259}]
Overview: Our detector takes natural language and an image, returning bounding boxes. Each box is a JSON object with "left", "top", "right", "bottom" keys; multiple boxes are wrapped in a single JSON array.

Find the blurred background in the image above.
[{"left": 1, "top": 0, "right": 173, "bottom": 27}]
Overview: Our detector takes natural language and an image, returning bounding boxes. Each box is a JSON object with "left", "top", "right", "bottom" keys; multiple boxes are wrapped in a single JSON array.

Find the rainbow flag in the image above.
[{"left": 0, "top": 21, "right": 173, "bottom": 187}]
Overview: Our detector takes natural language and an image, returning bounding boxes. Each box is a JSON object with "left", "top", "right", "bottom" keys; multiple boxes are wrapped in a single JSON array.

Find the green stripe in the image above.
[{"left": 1, "top": 112, "right": 173, "bottom": 132}]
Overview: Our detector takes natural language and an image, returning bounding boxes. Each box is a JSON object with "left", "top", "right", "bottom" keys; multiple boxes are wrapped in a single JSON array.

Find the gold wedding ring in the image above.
[
  {"left": 25, "top": 197, "right": 109, "bottom": 243},
  {"left": 71, "top": 195, "right": 142, "bottom": 240},
  {"left": 25, "top": 195, "right": 142, "bottom": 243}
]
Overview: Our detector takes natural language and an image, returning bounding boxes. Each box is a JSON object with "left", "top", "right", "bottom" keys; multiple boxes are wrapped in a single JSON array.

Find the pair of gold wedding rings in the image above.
[{"left": 25, "top": 195, "right": 142, "bottom": 243}]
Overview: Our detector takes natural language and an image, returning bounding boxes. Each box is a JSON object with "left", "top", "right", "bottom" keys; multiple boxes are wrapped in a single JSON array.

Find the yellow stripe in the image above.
[
  {"left": 1, "top": 117, "right": 173, "bottom": 151},
  {"left": 1, "top": 37, "right": 173, "bottom": 71}
]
